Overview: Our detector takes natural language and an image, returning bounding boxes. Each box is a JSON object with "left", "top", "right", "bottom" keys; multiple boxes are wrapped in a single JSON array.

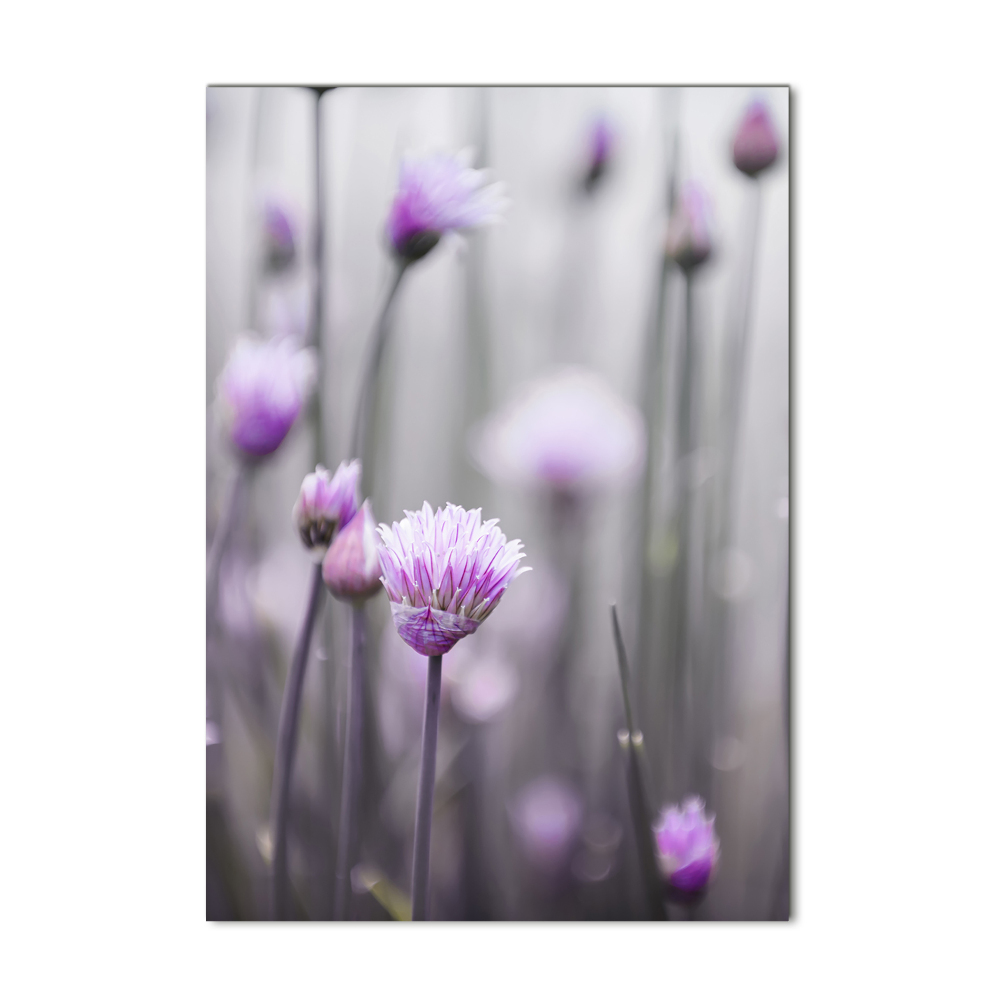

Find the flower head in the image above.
[
  {"left": 377, "top": 502, "right": 529, "bottom": 656},
  {"left": 665, "top": 181, "right": 713, "bottom": 272},
  {"left": 293, "top": 460, "right": 361, "bottom": 557},
  {"left": 583, "top": 115, "right": 615, "bottom": 192},
  {"left": 653, "top": 797, "right": 720, "bottom": 895},
  {"left": 732, "top": 99, "right": 780, "bottom": 177},
  {"left": 263, "top": 198, "right": 297, "bottom": 272},
  {"left": 386, "top": 150, "right": 507, "bottom": 261},
  {"left": 473, "top": 367, "right": 645, "bottom": 494},
  {"left": 322, "top": 500, "right": 383, "bottom": 601},
  {"left": 217, "top": 336, "right": 315, "bottom": 459}
]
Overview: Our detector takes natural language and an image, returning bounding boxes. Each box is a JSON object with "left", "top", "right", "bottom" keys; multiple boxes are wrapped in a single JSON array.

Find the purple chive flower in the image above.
[
  {"left": 653, "top": 797, "right": 720, "bottom": 895},
  {"left": 665, "top": 181, "right": 713, "bottom": 272},
  {"left": 473, "top": 368, "right": 646, "bottom": 494},
  {"left": 386, "top": 150, "right": 507, "bottom": 262},
  {"left": 322, "top": 500, "right": 383, "bottom": 601},
  {"left": 218, "top": 336, "right": 315, "bottom": 459},
  {"left": 509, "top": 776, "right": 583, "bottom": 872},
  {"left": 732, "top": 99, "right": 780, "bottom": 177},
  {"left": 583, "top": 115, "right": 614, "bottom": 191},
  {"left": 293, "top": 460, "right": 361, "bottom": 557},
  {"left": 263, "top": 198, "right": 297, "bottom": 272},
  {"left": 377, "top": 502, "right": 530, "bottom": 657}
]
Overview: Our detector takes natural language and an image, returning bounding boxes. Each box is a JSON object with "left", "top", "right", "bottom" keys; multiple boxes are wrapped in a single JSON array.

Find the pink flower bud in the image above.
[
  {"left": 321, "top": 500, "right": 383, "bottom": 602},
  {"left": 732, "top": 99, "right": 780, "bottom": 177},
  {"left": 665, "top": 181, "right": 713, "bottom": 272}
]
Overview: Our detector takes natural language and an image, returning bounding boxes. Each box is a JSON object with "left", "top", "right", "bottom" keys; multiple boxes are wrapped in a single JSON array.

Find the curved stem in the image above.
[
  {"left": 206, "top": 462, "right": 248, "bottom": 630},
  {"left": 411, "top": 654, "right": 442, "bottom": 921},
  {"left": 269, "top": 561, "right": 325, "bottom": 920},
  {"left": 333, "top": 602, "right": 367, "bottom": 919},
  {"left": 349, "top": 261, "right": 408, "bottom": 484}
]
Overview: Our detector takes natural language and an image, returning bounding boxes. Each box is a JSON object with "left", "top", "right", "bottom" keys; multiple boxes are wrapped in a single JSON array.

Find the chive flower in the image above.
[
  {"left": 732, "top": 99, "right": 780, "bottom": 177},
  {"left": 653, "top": 797, "right": 720, "bottom": 895},
  {"left": 293, "top": 460, "right": 361, "bottom": 559},
  {"left": 322, "top": 499, "right": 383, "bottom": 601},
  {"left": 386, "top": 150, "right": 507, "bottom": 262},
  {"left": 583, "top": 115, "right": 614, "bottom": 192},
  {"left": 377, "top": 502, "right": 529, "bottom": 656},
  {"left": 263, "top": 197, "right": 297, "bottom": 272},
  {"left": 473, "top": 368, "right": 646, "bottom": 494},
  {"left": 217, "top": 336, "right": 315, "bottom": 459},
  {"left": 664, "top": 181, "right": 713, "bottom": 273}
]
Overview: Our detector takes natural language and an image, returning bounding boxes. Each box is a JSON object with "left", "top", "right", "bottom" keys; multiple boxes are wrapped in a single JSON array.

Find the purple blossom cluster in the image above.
[
  {"left": 293, "top": 461, "right": 360, "bottom": 557},
  {"left": 377, "top": 502, "right": 530, "bottom": 656}
]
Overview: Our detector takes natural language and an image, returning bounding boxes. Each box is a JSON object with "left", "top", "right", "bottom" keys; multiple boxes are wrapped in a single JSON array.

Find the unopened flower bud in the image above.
[
  {"left": 582, "top": 116, "right": 614, "bottom": 193},
  {"left": 322, "top": 500, "right": 383, "bottom": 601},
  {"left": 665, "top": 182, "right": 713, "bottom": 273},
  {"left": 293, "top": 460, "right": 360, "bottom": 558},
  {"left": 732, "top": 99, "right": 780, "bottom": 177},
  {"left": 263, "top": 199, "right": 297, "bottom": 272},
  {"left": 653, "top": 796, "right": 720, "bottom": 898}
]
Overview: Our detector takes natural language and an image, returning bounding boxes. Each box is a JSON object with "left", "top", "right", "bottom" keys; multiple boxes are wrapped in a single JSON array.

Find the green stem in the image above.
[{"left": 411, "top": 654, "right": 443, "bottom": 920}]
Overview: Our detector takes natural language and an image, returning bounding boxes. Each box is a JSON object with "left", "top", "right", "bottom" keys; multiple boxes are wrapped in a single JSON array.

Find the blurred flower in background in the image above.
[
  {"left": 386, "top": 150, "right": 508, "bottom": 261},
  {"left": 509, "top": 776, "right": 583, "bottom": 873},
  {"left": 216, "top": 335, "right": 315, "bottom": 459},
  {"left": 378, "top": 502, "right": 530, "bottom": 656},
  {"left": 472, "top": 367, "right": 646, "bottom": 495},
  {"left": 732, "top": 98, "right": 781, "bottom": 177},
  {"left": 665, "top": 180, "right": 714, "bottom": 272},
  {"left": 653, "top": 797, "right": 720, "bottom": 895},
  {"left": 583, "top": 115, "right": 615, "bottom": 192},
  {"left": 262, "top": 197, "right": 297, "bottom": 272}
]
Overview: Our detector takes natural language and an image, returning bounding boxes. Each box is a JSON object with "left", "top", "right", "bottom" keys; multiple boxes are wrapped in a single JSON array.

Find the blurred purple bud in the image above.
[
  {"left": 217, "top": 336, "right": 315, "bottom": 459},
  {"left": 263, "top": 198, "right": 297, "bottom": 271},
  {"left": 653, "top": 796, "right": 720, "bottom": 896},
  {"left": 322, "top": 499, "right": 383, "bottom": 601},
  {"left": 377, "top": 501, "right": 530, "bottom": 656},
  {"left": 583, "top": 115, "right": 614, "bottom": 192},
  {"left": 386, "top": 150, "right": 507, "bottom": 261},
  {"left": 510, "top": 776, "right": 583, "bottom": 872},
  {"left": 449, "top": 650, "right": 519, "bottom": 724},
  {"left": 473, "top": 368, "right": 646, "bottom": 494},
  {"left": 665, "top": 181, "right": 713, "bottom": 272},
  {"left": 732, "top": 99, "right": 780, "bottom": 177},
  {"left": 293, "top": 460, "right": 361, "bottom": 557}
]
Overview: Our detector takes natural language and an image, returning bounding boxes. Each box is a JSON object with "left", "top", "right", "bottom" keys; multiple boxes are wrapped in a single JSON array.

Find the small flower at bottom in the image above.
[
  {"left": 653, "top": 796, "right": 720, "bottom": 896},
  {"left": 293, "top": 460, "right": 360, "bottom": 558},
  {"left": 377, "top": 501, "right": 530, "bottom": 656},
  {"left": 322, "top": 500, "right": 383, "bottom": 601},
  {"left": 386, "top": 150, "right": 507, "bottom": 262},
  {"left": 217, "top": 335, "right": 315, "bottom": 459}
]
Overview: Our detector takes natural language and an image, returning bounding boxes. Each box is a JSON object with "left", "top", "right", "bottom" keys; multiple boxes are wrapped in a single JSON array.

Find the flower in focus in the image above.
[
  {"left": 293, "top": 460, "right": 361, "bottom": 558},
  {"left": 653, "top": 797, "right": 720, "bottom": 895},
  {"left": 377, "top": 502, "right": 530, "bottom": 656},
  {"left": 322, "top": 499, "right": 383, "bottom": 601},
  {"left": 386, "top": 150, "right": 507, "bottom": 262},
  {"left": 583, "top": 115, "right": 614, "bottom": 192},
  {"left": 263, "top": 198, "right": 297, "bottom": 272},
  {"left": 509, "top": 776, "right": 583, "bottom": 872},
  {"left": 217, "top": 336, "right": 315, "bottom": 459},
  {"left": 472, "top": 367, "right": 646, "bottom": 494},
  {"left": 732, "top": 99, "right": 780, "bottom": 177},
  {"left": 665, "top": 181, "right": 713, "bottom": 272}
]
